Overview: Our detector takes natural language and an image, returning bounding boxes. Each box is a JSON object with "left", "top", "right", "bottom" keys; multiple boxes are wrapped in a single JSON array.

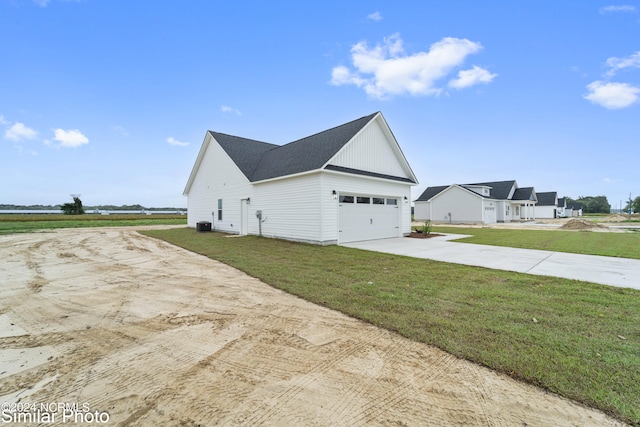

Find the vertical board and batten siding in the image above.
[
  {"left": 321, "top": 172, "right": 412, "bottom": 242},
  {"left": 252, "top": 173, "right": 323, "bottom": 243},
  {"left": 186, "top": 136, "right": 253, "bottom": 231},
  {"left": 330, "top": 118, "right": 407, "bottom": 178},
  {"left": 429, "top": 187, "right": 483, "bottom": 223}
]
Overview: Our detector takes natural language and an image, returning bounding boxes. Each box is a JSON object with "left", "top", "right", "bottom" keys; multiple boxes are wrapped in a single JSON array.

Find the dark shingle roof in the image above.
[
  {"left": 512, "top": 187, "right": 536, "bottom": 201},
  {"left": 415, "top": 185, "right": 450, "bottom": 201},
  {"left": 212, "top": 112, "right": 381, "bottom": 182},
  {"left": 251, "top": 113, "right": 378, "bottom": 181},
  {"left": 466, "top": 180, "right": 517, "bottom": 200},
  {"left": 210, "top": 132, "right": 277, "bottom": 180},
  {"left": 536, "top": 192, "right": 557, "bottom": 206},
  {"left": 325, "top": 165, "right": 415, "bottom": 183}
]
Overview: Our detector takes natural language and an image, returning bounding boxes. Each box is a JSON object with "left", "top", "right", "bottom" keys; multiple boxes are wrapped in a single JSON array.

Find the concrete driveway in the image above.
[{"left": 342, "top": 234, "right": 640, "bottom": 290}]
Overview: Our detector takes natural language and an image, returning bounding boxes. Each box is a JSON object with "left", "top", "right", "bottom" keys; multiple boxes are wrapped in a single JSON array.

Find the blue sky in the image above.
[{"left": 1, "top": 1, "right": 639, "bottom": 209}]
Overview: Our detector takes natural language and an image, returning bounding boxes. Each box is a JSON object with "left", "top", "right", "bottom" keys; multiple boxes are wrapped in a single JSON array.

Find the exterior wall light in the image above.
[
  {"left": 246, "top": 197, "right": 250, "bottom": 204},
  {"left": 332, "top": 190, "right": 337, "bottom": 200}
]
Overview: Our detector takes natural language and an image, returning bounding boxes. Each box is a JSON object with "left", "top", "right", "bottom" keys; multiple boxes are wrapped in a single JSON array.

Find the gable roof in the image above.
[
  {"left": 250, "top": 113, "right": 378, "bottom": 182},
  {"left": 211, "top": 132, "right": 278, "bottom": 179},
  {"left": 415, "top": 185, "right": 450, "bottom": 201},
  {"left": 184, "top": 112, "right": 416, "bottom": 195},
  {"left": 466, "top": 180, "right": 517, "bottom": 200},
  {"left": 416, "top": 180, "right": 518, "bottom": 202},
  {"left": 536, "top": 191, "right": 558, "bottom": 206},
  {"left": 512, "top": 187, "right": 536, "bottom": 202}
]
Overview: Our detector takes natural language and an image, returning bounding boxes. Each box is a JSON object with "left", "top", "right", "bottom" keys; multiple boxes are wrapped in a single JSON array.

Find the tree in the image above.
[
  {"left": 575, "top": 195, "right": 610, "bottom": 214},
  {"left": 631, "top": 196, "right": 640, "bottom": 214},
  {"left": 61, "top": 196, "right": 85, "bottom": 215}
]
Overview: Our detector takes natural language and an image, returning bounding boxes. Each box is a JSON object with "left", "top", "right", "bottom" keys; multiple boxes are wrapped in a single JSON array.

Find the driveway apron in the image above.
[{"left": 342, "top": 235, "right": 640, "bottom": 290}]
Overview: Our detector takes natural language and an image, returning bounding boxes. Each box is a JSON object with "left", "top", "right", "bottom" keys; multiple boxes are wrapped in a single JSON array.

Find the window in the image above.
[
  {"left": 339, "top": 195, "right": 354, "bottom": 203},
  {"left": 386, "top": 198, "right": 397, "bottom": 205},
  {"left": 357, "top": 196, "right": 370, "bottom": 204},
  {"left": 373, "top": 197, "right": 385, "bottom": 205},
  {"left": 217, "top": 199, "right": 223, "bottom": 221},
  {"left": 506, "top": 205, "right": 510, "bottom": 216}
]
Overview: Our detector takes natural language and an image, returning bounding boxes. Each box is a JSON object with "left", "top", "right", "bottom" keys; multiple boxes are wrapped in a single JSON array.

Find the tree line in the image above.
[
  {"left": 564, "top": 196, "right": 611, "bottom": 214},
  {"left": 1, "top": 203, "right": 183, "bottom": 211}
]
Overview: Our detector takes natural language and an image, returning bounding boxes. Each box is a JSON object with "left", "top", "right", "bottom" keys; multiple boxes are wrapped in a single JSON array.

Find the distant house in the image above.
[
  {"left": 536, "top": 192, "right": 559, "bottom": 219},
  {"left": 414, "top": 180, "right": 537, "bottom": 224},
  {"left": 569, "top": 203, "right": 583, "bottom": 217},
  {"left": 557, "top": 197, "right": 568, "bottom": 218},
  {"left": 183, "top": 112, "right": 418, "bottom": 244}
]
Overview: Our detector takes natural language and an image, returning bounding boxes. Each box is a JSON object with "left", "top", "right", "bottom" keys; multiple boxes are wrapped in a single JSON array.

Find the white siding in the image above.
[
  {"left": 429, "top": 187, "right": 483, "bottom": 223},
  {"left": 414, "top": 201, "right": 431, "bottom": 221},
  {"left": 482, "top": 199, "right": 498, "bottom": 224},
  {"left": 331, "top": 119, "right": 407, "bottom": 178},
  {"left": 252, "top": 174, "right": 323, "bottom": 243},
  {"left": 536, "top": 205, "right": 557, "bottom": 219},
  {"left": 321, "top": 171, "right": 412, "bottom": 242},
  {"left": 186, "top": 135, "right": 253, "bottom": 231}
]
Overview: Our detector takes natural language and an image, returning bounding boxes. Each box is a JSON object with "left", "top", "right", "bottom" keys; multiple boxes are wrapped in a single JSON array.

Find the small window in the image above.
[
  {"left": 386, "top": 198, "right": 397, "bottom": 205},
  {"left": 217, "top": 198, "right": 223, "bottom": 221},
  {"left": 357, "top": 196, "right": 370, "bottom": 204},
  {"left": 339, "top": 195, "right": 354, "bottom": 203},
  {"left": 373, "top": 197, "right": 385, "bottom": 205}
]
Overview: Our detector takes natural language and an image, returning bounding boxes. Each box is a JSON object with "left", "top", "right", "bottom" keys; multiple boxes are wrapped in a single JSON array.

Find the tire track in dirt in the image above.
[{"left": 0, "top": 228, "right": 627, "bottom": 427}]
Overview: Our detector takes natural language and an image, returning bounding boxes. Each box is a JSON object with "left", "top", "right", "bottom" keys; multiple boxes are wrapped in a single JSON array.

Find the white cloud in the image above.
[
  {"left": 167, "top": 137, "right": 189, "bottom": 147},
  {"left": 330, "top": 33, "right": 493, "bottom": 99},
  {"left": 5, "top": 123, "right": 38, "bottom": 141},
  {"left": 367, "top": 11, "right": 383, "bottom": 21},
  {"left": 113, "top": 125, "right": 129, "bottom": 137},
  {"left": 584, "top": 81, "right": 640, "bottom": 109},
  {"left": 221, "top": 105, "right": 242, "bottom": 115},
  {"left": 53, "top": 128, "right": 89, "bottom": 147},
  {"left": 605, "top": 51, "right": 640, "bottom": 76},
  {"left": 32, "top": 0, "right": 50, "bottom": 6},
  {"left": 449, "top": 65, "right": 497, "bottom": 89},
  {"left": 0, "top": 114, "right": 9, "bottom": 125},
  {"left": 599, "top": 5, "right": 636, "bottom": 14}
]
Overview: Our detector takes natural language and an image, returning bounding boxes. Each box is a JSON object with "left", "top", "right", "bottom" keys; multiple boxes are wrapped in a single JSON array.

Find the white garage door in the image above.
[
  {"left": 339, "top": 195, "right": 400, "bottom": 243},
  {"left": 484, "top": 206, "right": 496, "bottom": 224}
]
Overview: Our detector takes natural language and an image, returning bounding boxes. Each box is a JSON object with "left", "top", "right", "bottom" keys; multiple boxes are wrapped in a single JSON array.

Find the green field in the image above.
[
  {"left": 0, "top": 214, "right": 186, "bottom": 234},
  {"left": 142, "top": 228, "right": 640, "bottom": 425},
  {"left": 3, "top": 216, "right": 638, "bottom": 424},
  {"left": 431, "top": 226, "right": 640, "bottom": 259}
]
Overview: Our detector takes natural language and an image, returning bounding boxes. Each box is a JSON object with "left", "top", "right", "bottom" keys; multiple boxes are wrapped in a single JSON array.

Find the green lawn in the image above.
[
  {"left": 143, "top": 228, "right": 640, "bottom": 425},
  {"left": 0, "top": 214, "right": 186, "bottom": 234},
  {"left": 431, "top": 226, "right": 640, "bottom": 259}
]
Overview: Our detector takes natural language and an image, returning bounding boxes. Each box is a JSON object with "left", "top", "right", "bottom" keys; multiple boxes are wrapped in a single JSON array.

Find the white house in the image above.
[
  {"left": 184, "top": 112, "right": 418, "bottom": 244},
  {"left": 557, "top": 197, "right": 568, "bottom": 218},
  {"left": 414, "top": 180, "right": 537, "bottom": 224},
  {"left": 535, "top": 192, "right": 559, "bottom": 219}
]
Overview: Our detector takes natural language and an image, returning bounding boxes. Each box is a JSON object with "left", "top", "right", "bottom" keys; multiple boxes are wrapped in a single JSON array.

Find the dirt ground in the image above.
[
  {"left": 0, "top": 227, "right": 626, "bottom": 426},
  {"left": 420, "top": 215, "right": 638, "bottom": 232}
]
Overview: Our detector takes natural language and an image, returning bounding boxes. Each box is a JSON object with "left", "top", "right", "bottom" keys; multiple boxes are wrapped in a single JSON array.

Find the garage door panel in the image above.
[{"left": 339, "top": 196, "right": 400, "bottom": 243}]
